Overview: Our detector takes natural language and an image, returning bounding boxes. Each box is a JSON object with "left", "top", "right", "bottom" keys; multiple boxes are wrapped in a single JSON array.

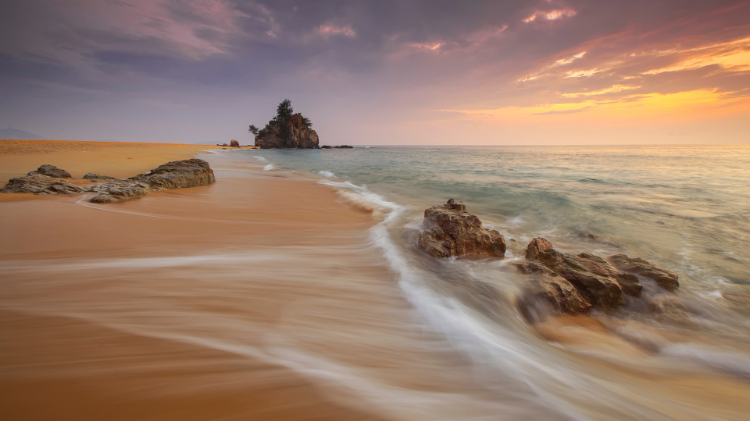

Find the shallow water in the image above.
[
  {"left": 2, "top": 147, "right": 750, "bottom": 420},
  {"left": 246, "top": 145, "right": 750, "bottom": 419}
]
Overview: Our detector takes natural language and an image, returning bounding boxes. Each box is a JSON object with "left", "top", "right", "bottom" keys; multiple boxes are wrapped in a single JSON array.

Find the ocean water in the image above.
[{"left": 242, "top": 144, "right": 750, "bottom": 419}]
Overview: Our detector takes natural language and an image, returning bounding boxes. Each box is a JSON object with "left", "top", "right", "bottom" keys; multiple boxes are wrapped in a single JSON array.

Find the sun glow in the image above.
[{"left": 445, "top": 89, "right": 750, "bottom": 124}]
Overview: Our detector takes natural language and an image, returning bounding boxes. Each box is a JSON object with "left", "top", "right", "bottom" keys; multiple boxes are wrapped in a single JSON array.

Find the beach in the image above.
[{"left": 2, "top": 141, "right": 750, "bottom": 421}]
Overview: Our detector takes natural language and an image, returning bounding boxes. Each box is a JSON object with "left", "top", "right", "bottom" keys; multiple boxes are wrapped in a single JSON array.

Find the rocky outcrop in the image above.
[
  {"left": 417, "top": 199, "right": 506, "bottom": 258},
  {"left": 524, "top": 238, "right": 643, "bottom": 309},
  {"left": 321, "top": 145, "right": 353, "bottom": 149},
  {"left": 518, "top": 238, "right": 681, "bottom": 316},
  {"left": 28, "top": 164, "right": 71, "bottom": 178},
  {"left": 127, "top": 159, "right": 215, "bottom": 191},
  {"left": 1, "top": 174, "right": 85, "bottom": 195},
  {"left": 230, "top": 140, "right": 240, "bottom": 147},
  {"left": 2, "top": 159, "right": 215, "bottom": 203},
  {"left": 608, "top": 254, "right": 679, "bottom": 291},
  {"left": 255, "top": 114, "right": 319, "bottom": 149},
  {"left": 514, "top": 262, "right": 592, "bottom": 317},
  {"left": 83, "top": 173, "right": 117, "bottom": 181}
]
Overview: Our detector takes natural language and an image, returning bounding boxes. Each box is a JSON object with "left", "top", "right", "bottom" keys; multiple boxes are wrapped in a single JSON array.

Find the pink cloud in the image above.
[
  {"left": 523, "top": 8, "right": 577, "bottom": 23},
  {"left": 317, "top": 24, "right": 356, "bottom": 38}
]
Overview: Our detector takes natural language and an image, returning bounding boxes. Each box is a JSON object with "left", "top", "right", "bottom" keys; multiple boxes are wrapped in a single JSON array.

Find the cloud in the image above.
[
  {"left": 523, "top": 8, "right": 577, "bottom": 23},
  {"left": 316, "top": 24, "right": 356, "bottom": 38}
]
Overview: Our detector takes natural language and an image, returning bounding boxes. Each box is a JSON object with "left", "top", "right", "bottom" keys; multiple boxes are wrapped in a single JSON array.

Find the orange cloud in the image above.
[{"left": 444, "top": 89, "right": 750, "bottom": 125}]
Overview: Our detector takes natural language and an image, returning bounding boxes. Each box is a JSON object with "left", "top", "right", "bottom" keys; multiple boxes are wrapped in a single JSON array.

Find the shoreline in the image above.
[{"left": 0, "top": 142, "right": 386, "bottom": 420}]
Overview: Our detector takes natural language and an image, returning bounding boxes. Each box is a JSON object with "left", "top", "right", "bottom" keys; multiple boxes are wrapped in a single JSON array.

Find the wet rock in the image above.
[
  {"left": 27, "top": 164, "right": 71, "bottom": 178},
  {"left": 608, "top": 254, "right": 679, "bottom": 292},
  {"left": 514, "top": 262, "right": 592, "bottom": 317},
  {"left": 526, "top": 237, "right": 553, "bottom": 260},
  {"left": 1, "top": 174, "right": 85, "bottom": 195},
  {"left": 417, "top": 199, "right": 506, "bottom": 258},
  {"left": 83, "top": 173, "right": 117, "bottom": 181},
  {"left": 526, "top": 238, "right": 642, "bottom": 309},
  {"left": 90, "top": 182, "right": 149, "bottom": 203},
  {"left": 230, "top": 139, "right": 240, "bottom": 147},
  {"left": 128, "top": 159, "right": 215, "bottom": 191}
]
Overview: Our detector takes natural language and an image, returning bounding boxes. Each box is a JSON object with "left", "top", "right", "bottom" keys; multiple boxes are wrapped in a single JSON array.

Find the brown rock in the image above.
[
  {"left": 230, "top": 139, "right": 240, "bottom": 147},
  {"left": 417, "top": 199, "right": 506, "bottom": 258},
  {"left": 128, "top": 159, "right": 216, "bottom": 191},
  {"left": 526, "top": 238, "right": 643, "bottom": 309},
  {"left": 89, "top": 182, "right": 149, "bottom": 203},
  {"left": 27, "top": 164, "right": 71, "bottom": 178},
  {"left": 526, "top": 237, "right": 553, "bottom": 260},
  {"left": 608, "top": 254, "right": 679, "bottom": 292},
  {"left": 514, "top": 262, "right": 593, "bottom": 317}
]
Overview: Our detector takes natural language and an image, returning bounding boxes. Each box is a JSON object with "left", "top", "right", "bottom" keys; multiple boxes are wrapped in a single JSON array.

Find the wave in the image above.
[
  {"left": 254, "top": 156, "right": 269, "bottom": 163},
  {"left": 263, "top": 164, "right": 274, "bottom": 171},
  {"left": 318, "top": 170, "right": 336, "bottom": 178}
]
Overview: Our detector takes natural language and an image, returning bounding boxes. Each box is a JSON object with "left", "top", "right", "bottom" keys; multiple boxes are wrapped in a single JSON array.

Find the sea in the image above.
[{"left": 245, "top": 144, "right": 750, "bottom": 419}]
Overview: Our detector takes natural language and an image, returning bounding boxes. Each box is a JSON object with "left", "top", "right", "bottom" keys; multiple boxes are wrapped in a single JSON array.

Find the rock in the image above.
[
  {"left": 83, "top": 173, "right": 117, "bottom": 181},
  {"left": 1, "top": 174, "right": 85, "bottom": 195},
  {"left": 27, "top": 164, "right": 71, "bottom": 178},
  {"left": 255, "top": 114, "right": 319, "bottom": 149},
  {"left": 526, "top": 238, "right": 643, "bottom": 309},
  {"left": 127, "top": 159, "right": 215, "bottom": 191},
  {"left": 90, "top": 181, "right": 149, "bottom": 203},
  {"left": 514, "top": 262, "right": 593, "bottom": 317},
  {"left": 320, "top": 145, "right": 332, "bottom": 149},
  {"left": 417, "top": 199, "right": 506, "bottom": 258},
  {"left": 230, "top": 140, "right": 240, "bottom": 147},
  {"left": 526, "top": 237, "right": 553, "bottom": 260},
  {"left": 90, "top": 159, "right": 215, "bottom": 203},
  {"left": 608, "top": 254, "right": 679, "bottom": 292}
]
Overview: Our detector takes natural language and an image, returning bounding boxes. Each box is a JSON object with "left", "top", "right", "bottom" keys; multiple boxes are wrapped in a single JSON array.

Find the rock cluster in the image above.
[
  {"left": 520, "top": 237, "right": 679, "bottom": 314},
  {"left": 415, "top": 200, "right": 682, "bottom": 319},
  {"left": 2, "top": 160, "right": 216, "bottom": 203},
  {"left": 91, "top": 159, "right": 215, "bottom": 202},
  {"left": 321, "top": 145, "right": 353, "bottom": 149},
  {"left": 230, "top": 140, "right": 240, "bottom": 147},
  {"left": 417, "top": 199, "right": 506, "bottom": 258},
  {"left": 255, "top": 114, "right": 320, "bottom": 149}
]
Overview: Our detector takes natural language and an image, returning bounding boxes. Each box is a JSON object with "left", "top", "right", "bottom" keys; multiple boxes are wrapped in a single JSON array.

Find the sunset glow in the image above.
[{"left": 0, "top": 0, "right": 748, "bottom": 144}]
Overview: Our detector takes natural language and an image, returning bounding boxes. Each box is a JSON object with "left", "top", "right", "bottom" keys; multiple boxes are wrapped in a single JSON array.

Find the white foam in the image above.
[
  {"left": 263, "top": 164, "right": 274, "bottom": 171},
  {"left": 661, "top": 343, "right": 750, "bottom": 379},
  {"left": 254, "top": 156, "right": 269, "bottom": 163},
  {"left": 318, "top": 170, "right": 336, "bottom": 178}
]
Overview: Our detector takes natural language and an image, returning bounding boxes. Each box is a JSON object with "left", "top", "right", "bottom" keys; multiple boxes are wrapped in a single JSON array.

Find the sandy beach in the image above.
[
  {"left": 3, "top": 141, "right": 750, "bottom": 421},
  {"left": 0, "top": 140, "right": 385, "bottom": 420}
]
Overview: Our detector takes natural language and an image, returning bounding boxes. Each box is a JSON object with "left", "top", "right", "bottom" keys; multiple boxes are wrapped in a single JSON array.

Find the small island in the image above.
[{"left": 249, "top": 100, "right": 319, "bottom": 149}]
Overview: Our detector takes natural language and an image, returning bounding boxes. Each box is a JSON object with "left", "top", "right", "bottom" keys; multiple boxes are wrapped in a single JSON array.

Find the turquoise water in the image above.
[{"left": 249, "top": 145, "right": 750, "bottom": 287}]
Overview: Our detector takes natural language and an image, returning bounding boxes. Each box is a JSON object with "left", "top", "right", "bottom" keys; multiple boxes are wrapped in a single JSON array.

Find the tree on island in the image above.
[{"left": 249, "top": 99, "right": 319, "bottom": 149}]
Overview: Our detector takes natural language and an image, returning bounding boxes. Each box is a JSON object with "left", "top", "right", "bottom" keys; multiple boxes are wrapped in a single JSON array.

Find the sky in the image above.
[{"left": 1, "top": 0, "right": 749, "bottom": 145}]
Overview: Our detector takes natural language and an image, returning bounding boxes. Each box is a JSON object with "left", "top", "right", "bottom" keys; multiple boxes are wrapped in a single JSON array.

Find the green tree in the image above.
[
  {"left": 276, "top": 99, "right": 293, "bottom": 123},
  {"left": 248, "top": 125, "right": 259, "bottom": 135}
]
